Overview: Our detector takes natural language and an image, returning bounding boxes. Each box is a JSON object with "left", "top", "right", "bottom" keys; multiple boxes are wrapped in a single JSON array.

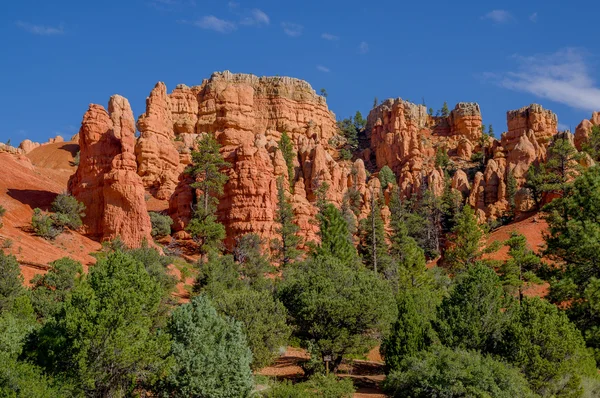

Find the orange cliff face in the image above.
[
  {"left": 68, "top": 96, "right": 153, "bottom": 248},
  {"left": 15, "top": 69, "right": 591, "bottom": 255}
]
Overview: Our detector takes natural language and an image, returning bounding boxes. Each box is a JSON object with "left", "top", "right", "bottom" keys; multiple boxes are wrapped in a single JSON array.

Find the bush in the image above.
[
  {"left": 212, "top": 288, "right": 291, "bottom": 370},
  {"left": 383, "top": 347, "right": 536, "bottom": 398},
  {"left": 157, "top": 295, "right": 254, "bottom": 398},
  {"left": 50, "top": 193, "right": 85, "bottom": 230},
  {"left": 339, "top": 148, "right": 352, "bottom": 161},
  {"left": 262, "top": 374, "right": 354, "bottom": 398},
  {"left": 378, "top": 166, "right": 396, "bottom": 188},
  {"left": 31, "top": 208, "right": 60, "bottom": 240},
  {"left": 149, "top": 212, "right": 173, "bottom": 238},
  {"left": 278, "top": 255, "right": 397, "bottom": 370},
  {"left": 32, "top": 194, "right": 86, "bottom": 239}
]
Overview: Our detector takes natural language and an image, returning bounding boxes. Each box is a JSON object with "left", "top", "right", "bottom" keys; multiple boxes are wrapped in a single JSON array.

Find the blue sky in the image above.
[{"left": 1, "top": 0, "right": 600, "bottom": 143}]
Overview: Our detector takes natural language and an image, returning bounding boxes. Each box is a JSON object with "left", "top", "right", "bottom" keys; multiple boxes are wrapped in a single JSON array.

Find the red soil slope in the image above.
[
  {"left": 0, "top": 149, "right": 101, "bottom": 284},
  {"left": 486, "top": 214, "right": 550, "bottom": 297}
]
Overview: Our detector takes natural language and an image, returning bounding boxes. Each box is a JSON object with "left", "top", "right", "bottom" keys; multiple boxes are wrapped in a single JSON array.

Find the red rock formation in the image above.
[
  {"left": 136, "top": 82, "right": 183, "bottom": 200},
  {"left": 167, "top": 72, "right": 352, "bottom": 248},
  {"left": 506, "top": 104, "right": 557, "bottom": 147},
  {"left": 574, "top": 111, "right": 600, "bottom": 151},
  {"left": 68, "top": 96, "right": 153, "bottom": 248}
]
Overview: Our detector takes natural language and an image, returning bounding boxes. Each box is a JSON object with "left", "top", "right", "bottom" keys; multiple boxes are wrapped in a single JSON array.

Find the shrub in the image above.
[
  {"left": 157, "top": 295, "right": 254, "bottom": 398},
  {"left": 339, "top": 148, "right": 352, "bottom": 160},
  {"left": 278, "top": 255, "right": 397, "bottom": 371},
  {"left": 383, "top": 347, "right": 536, "bottom": 398},
  {"left": 149, "top": 212, "right": 173, "bottom": 238},
  {"left": 212, "top": 288, "right": 291, "bottom": 370},
  {"left": 378, "top": 166, "right": 396, "bottom": 188},
  {"left": 31, "top": 209, "right": 61, "bottom": 240},
  {"left": 50, "top": 193, "right": 85, "bottom": 230},
  {"left": 262, "top": 374, "right": 354, "bottom": 398}
]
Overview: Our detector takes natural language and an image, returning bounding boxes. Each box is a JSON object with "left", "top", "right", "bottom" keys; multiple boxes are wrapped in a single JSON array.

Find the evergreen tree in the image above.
[
  {"left": 498, "top": 297, "right": 597, "bottom": 397},
  {"left": 278, "top": 131, "right": 296, "bottom": 187},
  {"left": 358, "top": 195, "right": 390, "bottom": 274},
  {"left": 32, "top": 251, "right": 172, "bottom": 397},
  {"left": 582, "top": 125, "right": 600, "bottom": 161},
  {"left": 378, "top": 166, "right": 396, "bottom": 188},
  {"left": 383, "top": 347, "right": 537, "bottom": 398},
  {"left": 234, "top": 233, "right": 274, "bottom": 290},
  {"left": 278, "top": 255, "right": 397, "bottom": 371},
  {"left": 337, "top": 117, "right": 358, "bottom": 148},
  {"left": 434, "top": 146, "right": 451, "bottom": 170},
  {"left": 315, "top": 203, "right": 357, "bottom": 265},
  {"left": 271, "top": 178, "right": 301, "bottom": 266},
  {"left": 544, "top": 136, "right": 583, "bottom": 193},
  {"left": 488, "top": 124, "right": 495, "bottom": 138},
  {"left": 381, "top": 288, "right": 440, "bottom": 372},
  {"left": 0, "top": 252, "right": 25, "bottom": 313},
  {"left": 543, "top": 166, "right": 600, "bottom": 361},
  {"left": 418, "top": 189, "right": 444, "bottom": 259},
  {"left": 30, "top": 257, "right": 82, "bottom": 321},
  {"left": 444, "top": 205, "right": 490, "bottom": 272},
  {"left": 185, "top": 135, "right": 230, "bottom": 254},
  {"left": 436, "top": 263, "right": 508, "bottom": 352},
  {"left": 158, "top": 295, "right": 254, "bottom": 398},
  {"left": 387, "top": 190, "right": 428, "bottom": 291},
  {"left": 212, "top": 288, "right": 291, "bottom": 370},
  {"left": 524, "top": 162, "right": 547, "bottom": 210},
  {"left": 353, "top": 111, "right": 366, "bottom": 131},
  {"left": 499, "top": 232, "right": 542, "bottom": 303},
  {"left": 441, "top": 101, "right": 450, "bottom": 117}
]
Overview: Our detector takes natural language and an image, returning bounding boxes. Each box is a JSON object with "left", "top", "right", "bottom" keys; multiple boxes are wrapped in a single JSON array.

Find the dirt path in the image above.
[{"left": 259, "top": 347, "right": 387, "bottom": 397}]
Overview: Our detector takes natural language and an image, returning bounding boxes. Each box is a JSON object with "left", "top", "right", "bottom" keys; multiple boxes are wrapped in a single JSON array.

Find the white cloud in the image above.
[
  {"left": 240, "top": 9, "right": 269, "bottom": 26},
  {"left": 228, "top": 1, "right": 239, "bottom": 9},
  {"left": 358, "top": 41, "right": 369, "bottom": 54},
  {"left": 16, "top": 21, "right": 64, "bottom": 35},
  {"left": 317, "top": 65, "right": 330, "bottom": 73},
  {"left": 148, "top": 0, "right": 195, "bottom": 10},
  {"left": 321, "top": 33, "right": 339, "bottom": 41},
  {"left": 193, "top": 15, "right": 236, "bottom": 33},
  {"left": 490, "top": 48, "right": 600, "bottom": 112},
  {"left": 529, "top": 12, "right": 538, "bottom": 22},
  {"left": 282, "top": 22, "right": 303, "bottom": 37},
  {"left": 481, "top": 10, "right": 514, "bottom": 24},
  {"left": 558, "top": 123, "right": 570, "bottom": 131}
]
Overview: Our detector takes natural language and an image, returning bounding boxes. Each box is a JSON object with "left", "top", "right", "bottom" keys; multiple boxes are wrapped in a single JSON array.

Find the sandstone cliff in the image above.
[{"left": 68, "top": 96, "right": 153, "bottom": 248}]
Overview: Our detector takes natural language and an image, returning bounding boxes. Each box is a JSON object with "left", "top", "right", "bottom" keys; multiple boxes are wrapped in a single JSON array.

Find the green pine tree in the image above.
[
  {"left": 499, "top": 232, "right": 542, "bottom": 303},
  {"left": 185, "top": 135, "right": 230, "bottom": 254},
  {"left": 278, "top": 131, "right": 296, "bottom": 188},
  {"left": 316, "top": 203, "right": 357, "bottom": 265},
  {"left": 271, "top": 178, "right": 302, "bottom": 266}
]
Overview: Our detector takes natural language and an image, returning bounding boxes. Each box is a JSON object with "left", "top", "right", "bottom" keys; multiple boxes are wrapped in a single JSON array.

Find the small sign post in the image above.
[{"left": 323, "top": 355, "right": 332, "bottom": 375}]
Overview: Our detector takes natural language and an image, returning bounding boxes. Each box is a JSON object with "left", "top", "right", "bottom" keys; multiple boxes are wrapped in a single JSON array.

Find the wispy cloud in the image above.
[
  {"left": 321, "top": 33, "right": 339, "bottom": 41},
  {"left": 481, "top": 10, "right": 514, "bottom": 24},
  {"left": 488, "top": 48, "right": 600, "bottom": 112},
  {"left": 358, "top": 41, "right": 369, "bottom": 54},
  {"left": 240, "top": 9, "right": 269, "bottom": 26},
  {"left": 317, "top": 65, "right": 330, "bottom": 73},
  {"left": 228, "top": 1, "right": 239, "bottom": 10},
  {"left": 282, "top": 22, "right": 303, "bottom": 37},
  {"left": 16, "top": 21, "right": 64, "bottom": 36},
  {"left": 558, "top": 123, "right": 570, "bottom": 131},
  {"left": 529, "top": 12, "right": 538, "bottom": 23},
  {"left": 191, "top": 15, "right": 236, "bottom": 33}
]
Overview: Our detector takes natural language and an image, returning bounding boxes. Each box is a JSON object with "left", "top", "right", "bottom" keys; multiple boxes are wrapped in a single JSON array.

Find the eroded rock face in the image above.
[
  {"left": 68, "top": 96, "right": 152, "bottom": 248},
  {"left": 167, "top": 71, "right": 354, "bottom": 247},
  {"left": 506, "top": 104, "right": 557, "bottom": 147},
  {"left": 136, "top": 82, "right": 182, "bottom": 200},
  {"left": 574, "top": 112, "right": 600, "bottom": 151}
]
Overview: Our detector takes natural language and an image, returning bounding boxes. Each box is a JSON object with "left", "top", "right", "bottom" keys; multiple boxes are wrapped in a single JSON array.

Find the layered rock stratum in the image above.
[{"left": 22, "top": 71, "right": 589, "bottom": 251}]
